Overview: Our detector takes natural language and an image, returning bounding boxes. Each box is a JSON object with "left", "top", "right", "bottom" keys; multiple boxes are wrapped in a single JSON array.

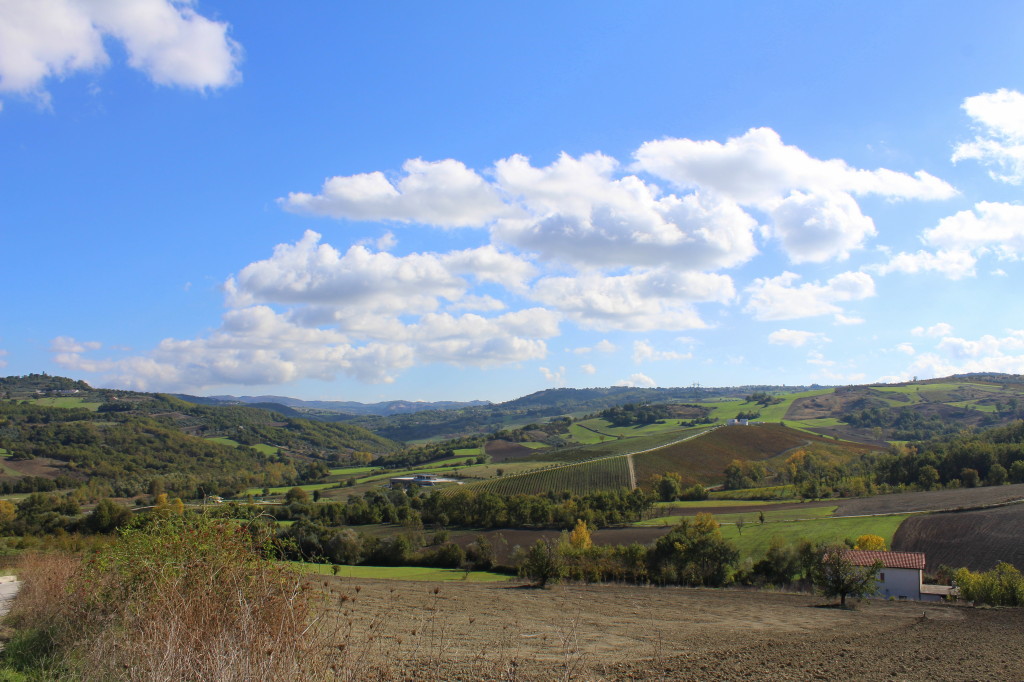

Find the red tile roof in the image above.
[{"left": 844, "top": 550, "right": 925, "bottom": 570}]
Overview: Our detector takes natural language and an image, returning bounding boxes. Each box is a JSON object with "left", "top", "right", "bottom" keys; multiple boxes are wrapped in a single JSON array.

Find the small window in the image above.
[{"left": 879, "top": 572, "right": 885, "bottom": 581}]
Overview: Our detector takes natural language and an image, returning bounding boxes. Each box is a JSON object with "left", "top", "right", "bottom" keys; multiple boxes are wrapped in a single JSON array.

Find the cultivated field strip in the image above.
[{"left": 449, "top": 427, "right": 720, "bottom": 497}]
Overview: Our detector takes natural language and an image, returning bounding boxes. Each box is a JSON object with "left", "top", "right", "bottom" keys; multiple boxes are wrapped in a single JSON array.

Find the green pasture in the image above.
[
  {"left": 289, "top": 562, "right": 512, "bottom": 582},
  {"left": 709, "top": 485, "right": 800, "bottom": 501},
  {"left": 242, "top": 481, "right": 340, "bottom": 496},
  {"left": 453, "top": 447, "right": 484, "bottom": 457},
  {"left": 29, "top": 397, "right": 103, "bottom": 411},
  {"left": 328, "top": 466, "right": 378, "bottom": 476},
  {"left": 460, "top": 461, "right": 559, "bottom": 479},
  {"left": 519, "top": 441, "right": 550, "bottom": 449},
  {"left": 949, "top": 401, "right": 996, "bottom": 412},
  {"left": 0, "top": 449, "right": 10, "bottom": 458},
  {"left": 636, "top": 505, "right": 837, "bottom": 527},
  {"left": 718, "top": 513, "right": 911, "bottom": 561},
  {"left": 205, "top": 437, "right": 278, "bottom": 455},
  {"left": 651, "top": 499, "right": 796, "bottom": 509},
  {"left": 568, "top": 422, "right": 612, "bottom": 444}
]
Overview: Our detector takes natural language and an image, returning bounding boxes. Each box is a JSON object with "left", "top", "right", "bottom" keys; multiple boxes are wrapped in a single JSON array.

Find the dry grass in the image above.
[{"left": 4, "top": 517, "right": 338, "bottom": 681}]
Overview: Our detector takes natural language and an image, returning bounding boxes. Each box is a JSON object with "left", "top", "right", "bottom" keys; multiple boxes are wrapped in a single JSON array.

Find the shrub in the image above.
[{"left": 4, "top": 515, "right": 334, "bottom": 680}]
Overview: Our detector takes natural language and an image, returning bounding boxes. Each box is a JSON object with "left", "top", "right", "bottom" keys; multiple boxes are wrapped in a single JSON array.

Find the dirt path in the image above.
[{"left": 626, "top": 454, "right": 637, "bottom": 490}]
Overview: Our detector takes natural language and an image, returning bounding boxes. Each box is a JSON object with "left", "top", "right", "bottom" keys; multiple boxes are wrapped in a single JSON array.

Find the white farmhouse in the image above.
[{"left": 844, "top": 550, "right": 953, "bottom": 602}]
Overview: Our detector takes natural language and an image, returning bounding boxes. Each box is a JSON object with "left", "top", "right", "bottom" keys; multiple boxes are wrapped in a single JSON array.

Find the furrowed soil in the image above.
[
  {"left": 319, "top": 578, "right": 1024, "bottom": 681},
  {"left": 834, "top": 483, "right": 1024, "bottom": 516},
  {"left": 893, "top": 504, "right": 1024, "bottom": 572}
]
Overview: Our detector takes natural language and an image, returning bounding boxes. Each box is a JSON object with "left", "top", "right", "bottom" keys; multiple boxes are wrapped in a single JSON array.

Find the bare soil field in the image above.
[
  {"left": 485, "top": 439, "right": 538, "bottom": 463},
  {"left": 893, "top": 504, "right": 1024, "bottom": 572},
  {"left": 0, "top": 456, "right": 69, "bottom": 479},
  {"left": 834, "top": 483, "right": 1024, "bottom": 516},
  {"left": 319, "top": 578, "right": 1024, "bottom": 681}
]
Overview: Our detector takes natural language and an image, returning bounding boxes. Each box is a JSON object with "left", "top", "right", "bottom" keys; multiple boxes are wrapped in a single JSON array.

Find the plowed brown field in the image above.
[
  {"left": 321, "top": 578, "right": 1024, "bottom": 681},
  {"left": 893, "top": 503, "right": 1024, "bottom": 572}
]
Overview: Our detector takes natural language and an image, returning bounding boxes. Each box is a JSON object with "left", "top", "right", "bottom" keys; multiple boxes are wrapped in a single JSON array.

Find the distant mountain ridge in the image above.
[{"left": 186, "top": 394, "right": 492, "bottom": 416}]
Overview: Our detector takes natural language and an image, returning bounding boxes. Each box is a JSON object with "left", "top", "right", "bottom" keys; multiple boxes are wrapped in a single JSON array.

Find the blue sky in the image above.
[{"left": 2, "top": 1, "right": 1024, "bottom": 402}]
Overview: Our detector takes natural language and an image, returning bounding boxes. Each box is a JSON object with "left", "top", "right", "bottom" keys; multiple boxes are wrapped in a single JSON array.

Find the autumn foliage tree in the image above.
[
  {"left": 812, "top": 544, "right": 881, "bottom": 607},
  {"left": 854, "top": 534, "right": 886, "bottom": 551}
]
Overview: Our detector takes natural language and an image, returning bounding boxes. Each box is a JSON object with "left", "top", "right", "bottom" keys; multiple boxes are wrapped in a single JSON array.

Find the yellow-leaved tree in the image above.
[
  {"left": 568, "top": 518, "right": 592, "bottom": 549},
  {"left": 854, "top": 534, "right": 886, "bottom": 551}
]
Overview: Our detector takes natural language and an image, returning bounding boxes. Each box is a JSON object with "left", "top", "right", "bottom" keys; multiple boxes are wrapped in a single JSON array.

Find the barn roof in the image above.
[{"left": 844, "top": 550, "right": 926, "bottom": 570}]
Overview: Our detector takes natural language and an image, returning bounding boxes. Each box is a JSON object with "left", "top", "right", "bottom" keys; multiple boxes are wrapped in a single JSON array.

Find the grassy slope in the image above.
[
  {"left": 289, "top": 562, "right": 511, "bottom": 582},
  {"left": 719, "top": 513, "right": 911, "bottom": 561}
]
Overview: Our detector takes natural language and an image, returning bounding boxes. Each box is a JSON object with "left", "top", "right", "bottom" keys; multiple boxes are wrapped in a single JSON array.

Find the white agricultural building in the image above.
[
  {"left": 389, "top": 473, "right": 462, "bottom": 489},
  {"left": 844, "top": 550, "right": 953, "bottom": 602}
]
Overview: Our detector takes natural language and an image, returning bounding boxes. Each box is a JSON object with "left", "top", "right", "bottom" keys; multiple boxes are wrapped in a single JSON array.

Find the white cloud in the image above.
[
  {"left": 540, "top": 366, "right": 565, "bottom": 386},
  {"left": 0, "top": 0, "right": 241, "bottom": 101},
  {"left": 574, "top": 339, "right": 617, "bottom": 354},
  {"left": 634, "top": 127, "right": 957, "bottom": 205},
  {"left": 888, "top": 330, "right": 1024, "bottom": 381},
  {"left": 744, "top": 271, "right": 875, "bottom": 321},
  {"left": 531, "top": 268, "right": 733, "bottom": 331},
  {"left": 767, "top": 329, "right": 830, "bottom": 347},
  {"left": 493, "top": 152, "right": 759, "bottom": 270},
  {"left": 953, "top": 89, "right": 1024, "bottom": 184},
  {"left": 632, "top": 340, "right": 691, "bottom": 363},
  {"left": 445, "top": 295, "right": 506, "bottom": 312},
  {"left": 376, "top": 231, "right": 397, "bottom": 250},
  {"left": 896, "top": 343, "right": 916, "bottom": 355},
  {"left": 833, "top": 313, "right": 864, "bottom": 326},
  {"left": 615, "top": 372, "right": 657, "bottom": 388},
  {"left": 282, "top": 158, "right": 511, "bottom": 228},
  {"left": 0, "top": 349, "right": 7, "bottom": 368},
  {"left": 769, "top": 190, "right": 876, "bottom": 263},
  {"left": 923, "top": 202, "right": 1024, "bottom": 258},
  {"left": 911, "top": 322, "right": 953, "bottom": 338},
  {"left": 580, "top": 363, "right": 596, "bottom": 375},
  {"left": 870, "top": 249, "right": 977, "bottom": 280},
  {"left": 51, "top": 336, "right": 102, "bottom": 353},
  {"left": 226, "top": 230, "right": 466, "bottom": 315}
]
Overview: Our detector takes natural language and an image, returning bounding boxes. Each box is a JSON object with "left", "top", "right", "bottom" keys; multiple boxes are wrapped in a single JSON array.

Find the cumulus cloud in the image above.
[
  {"left": 540, "top": 366, "right": 565, "bottom": 386},
  {"left": 573, "top": 339, "right": 617, "bottom": 354},
  {"left": 912, "top": 323, "right": 953, "bottom": 338},
  {"left": 767, "top": 329, "right": 831, "bottom": 347},
  {"left": 580, "top": 363, "right": 596, "bottom": 374},
  {"left": 282, "top": 159, "right": 511, "bottom": 228},
  {"left": 615, "top": 372, "right": 657, "bottom": 388},
  {"left": 769, "top": 191, "right": 876, "bottom": 263},
  {"left": 633, "top": 127, "right": 957, "bottom": 205},
  {"left": 953, "top": 89, "right": 1024, "bottom": 184},
  {"left": 896, "top": 343, "right": 916, "bottom": 355},
  {"left": 492, "top": 153, "right": 759, "bottom": 270},
  {"left": 886, "top": 330, "right": 1024, "bottom": 381},
  {"left": 283, "top": 128, "right": 952, "bottom": 273},
  {"left": 922, "top": 202, "right": 1024, "bottom": 258},
  {"left": 870, "top": 249, "right": 977, "bottom": 280},
  {"left": 632, "top": 340, "right": 691, "bottom": 362},
  {"left": 0, "top": 0, "right": 241, "bottom": 102},
  {"left": 744, "top": 271, "right": 875, "bottom": 321},
  {"left": 531, "top": 269, "right": 733, "bottom": 331},
  {"left": 874, "top": 202, "right": 1024, "bottom": 280}
]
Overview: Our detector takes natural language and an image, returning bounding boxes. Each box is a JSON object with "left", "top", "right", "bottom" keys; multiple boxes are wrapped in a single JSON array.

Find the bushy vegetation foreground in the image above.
[{"left": 2, "top": 516, "right": 336, "bottom": 681}]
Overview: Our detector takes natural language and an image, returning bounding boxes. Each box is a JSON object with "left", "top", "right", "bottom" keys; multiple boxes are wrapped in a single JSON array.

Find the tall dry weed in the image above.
[{"left": 6, "top": 516, "right": 338, "bottom": 681}]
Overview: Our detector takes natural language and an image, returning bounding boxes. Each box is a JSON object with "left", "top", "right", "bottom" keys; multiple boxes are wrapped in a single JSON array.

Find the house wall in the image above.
[{"left": 872, "top": 567, "right": 921, "bottom": 600}]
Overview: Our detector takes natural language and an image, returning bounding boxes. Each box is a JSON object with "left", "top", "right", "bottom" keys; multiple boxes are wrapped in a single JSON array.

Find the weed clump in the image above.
[{"left": 4, "top": 515, "right": 333, "bottom": 680}]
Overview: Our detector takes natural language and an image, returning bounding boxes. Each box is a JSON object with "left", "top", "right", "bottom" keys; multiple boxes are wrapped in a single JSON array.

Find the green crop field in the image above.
[
  {"left": 289, "top": 562, "right": 511, "bottom": 582},
  {"left": 718, "top": 513, "right": 912, "bottom": 561},
  {"left": 709, "top": 485, "right": 800, "bottom": 500},
  {"left": 519, "top": 441, "right": 550, "bottom": 449},
  {"left": 467, "top": 455, "right": 631, "bottom": 496},
  {"left": 637, "top": 505, "right": 837, "bottom": 527},
  {"left": 651, "top": 499, "right": 796, "bottom": 509},
  {"left": 328, "top": 466, "right": 378, "bottom": 476},
  {"left": 452, "top": 447, "right": 484, "bottom": 457},
  {"left": 30, "top": 397, "right": 103, "bottom": 411}
]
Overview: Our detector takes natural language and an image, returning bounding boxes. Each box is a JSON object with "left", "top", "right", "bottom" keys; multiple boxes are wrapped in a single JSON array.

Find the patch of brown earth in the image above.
[{"left": 317, "top": 578, "right": 1024, "bottom": 681}]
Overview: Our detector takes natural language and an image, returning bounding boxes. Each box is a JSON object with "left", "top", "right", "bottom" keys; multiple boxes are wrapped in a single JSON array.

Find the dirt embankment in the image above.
[{"left": 320, "top": 578, "right": 1024, "bottom": 681}]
